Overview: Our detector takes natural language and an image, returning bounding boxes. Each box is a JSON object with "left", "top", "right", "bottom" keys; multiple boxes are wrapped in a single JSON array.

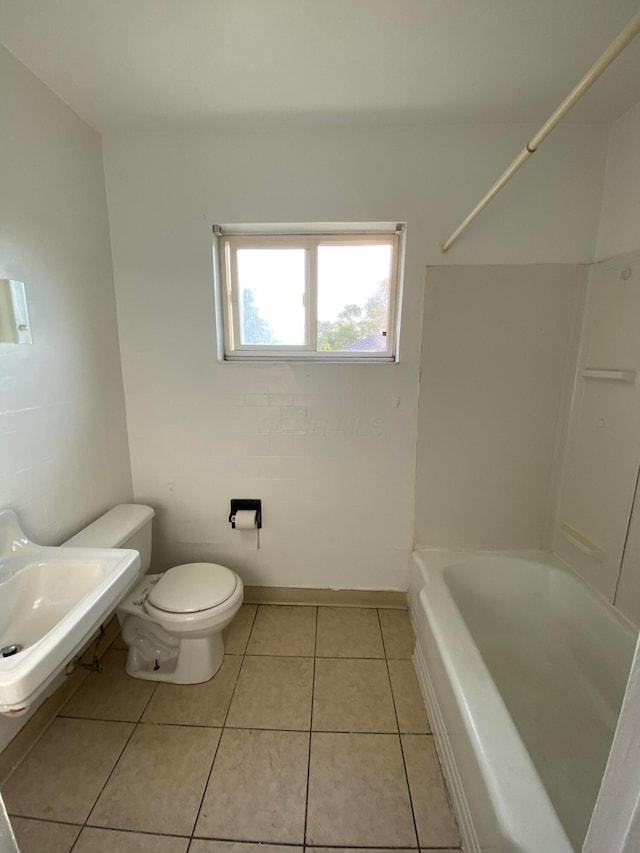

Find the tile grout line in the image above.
[
  {"left": 377, "top": 608, "right": 421, "bottom": 851},
  {"left": 5, "top": 715, "right": 426, "bottom": 736},
  {"left": 187, "top": 603, "right": 259, "bottom": 841},
  {"left": 190, "top": 836, "right": 431, "bottom": 849},
  {"left": 77, "top": 821, "right": 192, "bottom": 841},
  {"left": 66, "top": 671, "right": 161, "bottom": 852},
  {"left": 302, "top": 605, "right": 318, "bottom": 852},
  {"left": 7, "top": 814, "right": 84, "bottom": 829},
  {"left": 9, "top": 812, "right": 459, "bottom": 850},
  {"left": 18, "top": 812, "right": 198, "bottom": 840},
  {"left": 190, "top": 840, "right": 433, "bottom": 849}
]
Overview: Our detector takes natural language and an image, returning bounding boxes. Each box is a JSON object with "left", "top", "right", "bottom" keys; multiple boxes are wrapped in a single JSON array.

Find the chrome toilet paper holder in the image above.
[{"left": 229, "top": 499, "right": 262, "bottom": 529}]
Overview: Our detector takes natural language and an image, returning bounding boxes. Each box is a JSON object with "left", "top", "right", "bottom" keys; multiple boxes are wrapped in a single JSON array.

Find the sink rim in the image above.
[
  {"left": 0, "top": 510, "right": 140, "bottom": 710},
  {"left": 0, "top": 546, "right": 136, "bottom": 659}
]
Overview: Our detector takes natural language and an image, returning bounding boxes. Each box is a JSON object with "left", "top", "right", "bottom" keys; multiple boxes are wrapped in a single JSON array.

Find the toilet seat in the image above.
[
  {"left": 118, "top": 568, "right": 244, "bottom": 684},
  {"left": 147, "top": 562, "right": 238, "bottom": 614}
]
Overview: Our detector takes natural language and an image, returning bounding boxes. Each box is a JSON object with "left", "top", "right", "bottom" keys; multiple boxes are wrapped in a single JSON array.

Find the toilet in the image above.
[{"left": 63, "top": 504, "right": 243, "bottom": 684}]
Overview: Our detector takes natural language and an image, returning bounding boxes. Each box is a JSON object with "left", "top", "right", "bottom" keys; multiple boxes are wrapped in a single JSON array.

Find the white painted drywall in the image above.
[
  {"left": 102, "top": 121, "right": 607, "bottom": 588},
  {"left": 0, "top": 46, "right": 132, "bottom": 749},
  {"left": 414, "top": 264, "right": 584, "bottom": 550},
  {"left": 596, "top": 99, "right": 640, "bottom": 260}
]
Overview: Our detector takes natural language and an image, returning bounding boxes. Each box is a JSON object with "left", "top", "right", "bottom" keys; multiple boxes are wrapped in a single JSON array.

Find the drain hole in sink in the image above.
[{"left": 1, "top": 644, "right": 23, "bottom": 658}]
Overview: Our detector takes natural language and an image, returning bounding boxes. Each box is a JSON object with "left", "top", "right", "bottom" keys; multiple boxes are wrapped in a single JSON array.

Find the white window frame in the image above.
[{"left": 213, "top": 223, "right": 405, "bottom": 362}]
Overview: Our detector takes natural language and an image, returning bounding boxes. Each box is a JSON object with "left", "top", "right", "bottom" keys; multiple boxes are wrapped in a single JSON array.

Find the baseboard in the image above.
[
  {"left": 413, "top": 635, "right": 480, "bottom": 853},
  {"left": 243, "top": 586, "right": 407, "bottom": 608},
  {"left": 0, "top": 615, "right": 120, "bottom": 785}
]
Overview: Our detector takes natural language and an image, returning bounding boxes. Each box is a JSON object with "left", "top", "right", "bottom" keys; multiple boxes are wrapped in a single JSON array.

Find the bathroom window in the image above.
[{"left": 214, "top": 224, "right": 404, "bottom": 362}]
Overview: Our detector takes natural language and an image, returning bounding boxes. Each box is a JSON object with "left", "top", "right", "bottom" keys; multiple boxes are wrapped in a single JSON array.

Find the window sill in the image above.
[{"left": 221, "top": 355, "right": 398, "bottom": 364}]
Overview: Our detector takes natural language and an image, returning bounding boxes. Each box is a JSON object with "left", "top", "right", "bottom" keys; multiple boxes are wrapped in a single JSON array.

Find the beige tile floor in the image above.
[{"left": 3, "top": 604, "right": 461, "bottom": 853}]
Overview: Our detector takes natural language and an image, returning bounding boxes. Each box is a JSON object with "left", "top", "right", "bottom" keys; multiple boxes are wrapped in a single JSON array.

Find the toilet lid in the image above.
[{"left": 147, "top": 563, "right": 238, "bottom": 614}]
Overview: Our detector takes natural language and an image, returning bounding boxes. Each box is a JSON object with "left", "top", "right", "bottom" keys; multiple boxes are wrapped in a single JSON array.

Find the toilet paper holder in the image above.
[{"left": 229, "top": 499, "right": 262, "bottom": 529}]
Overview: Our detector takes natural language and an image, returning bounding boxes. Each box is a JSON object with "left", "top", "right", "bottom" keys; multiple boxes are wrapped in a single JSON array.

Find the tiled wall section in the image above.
[
  {"left": 127, "top": 367, "right": 417, "bottom": 589},
  {"left": 103, "top": 121, "right": 608, "bottom": 589},
  {"left": 0, "top": 45, "right": 132, "bottom": 549}
]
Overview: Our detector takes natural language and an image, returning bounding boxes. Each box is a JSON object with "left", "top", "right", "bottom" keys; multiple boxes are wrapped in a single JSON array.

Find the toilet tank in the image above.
[{"left": 63, "top": 504, "right": 155, "bottom": 576}]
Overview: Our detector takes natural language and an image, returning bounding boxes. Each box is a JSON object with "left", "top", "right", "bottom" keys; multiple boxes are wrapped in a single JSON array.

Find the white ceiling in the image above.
[{"left": 1, "top": 0, "right": 639, "bottom": 132}]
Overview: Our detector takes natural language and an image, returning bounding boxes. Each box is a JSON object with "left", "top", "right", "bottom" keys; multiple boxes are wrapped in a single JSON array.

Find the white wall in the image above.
[
  {"left": 103, "top": 121, "right": 607, "bottom": 589},
  {"left": 0, "top": 46, "right": 133, "bottom": 745},
  {"left": 597, "top": 100, "right": 640, "bottom": 261},
  {"left": 415, "top": 264, "right": 584, "bottom": 550}
]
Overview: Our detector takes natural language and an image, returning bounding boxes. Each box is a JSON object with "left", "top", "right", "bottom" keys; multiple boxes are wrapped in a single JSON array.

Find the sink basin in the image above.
[{"left": 0, "top": 510, "right": 140, "bottom": 713}]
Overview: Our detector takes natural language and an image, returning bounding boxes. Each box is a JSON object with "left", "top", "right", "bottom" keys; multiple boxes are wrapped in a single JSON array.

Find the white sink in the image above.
[{"left": 0, "top": 510, "right": 140, "bottom": 714}]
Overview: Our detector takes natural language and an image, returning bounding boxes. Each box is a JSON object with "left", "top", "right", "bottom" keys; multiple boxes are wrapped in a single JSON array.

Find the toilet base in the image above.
[{"left": 122, "top": 615, "right": 225, "bottom": 684}]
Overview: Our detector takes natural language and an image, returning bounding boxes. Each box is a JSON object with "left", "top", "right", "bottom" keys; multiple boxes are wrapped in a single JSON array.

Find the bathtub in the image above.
[{"left": 408, "top": 550, "right": 637, "bottom": 853}]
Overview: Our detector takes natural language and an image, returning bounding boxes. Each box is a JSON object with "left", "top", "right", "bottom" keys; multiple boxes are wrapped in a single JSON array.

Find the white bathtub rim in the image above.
[
  {"left": 413, "top": 545, "right": 639, "bottom": 634},
  {"left": 411, "top": 549, "right": 575, "bottom": 852}
]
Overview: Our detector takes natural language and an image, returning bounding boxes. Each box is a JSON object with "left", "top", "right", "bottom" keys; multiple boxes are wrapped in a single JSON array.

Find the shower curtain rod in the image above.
[{"left": 440, "top": 9, "right": 640, "bottom": 253}]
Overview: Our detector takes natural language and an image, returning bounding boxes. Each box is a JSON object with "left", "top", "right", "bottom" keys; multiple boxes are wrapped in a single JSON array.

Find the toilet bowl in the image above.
[
  {"left": 63, "top": 504, "right": 244, "bottom": 684},
  {"left": 118, "top": 563, "right": 243, "bottom": 683}
]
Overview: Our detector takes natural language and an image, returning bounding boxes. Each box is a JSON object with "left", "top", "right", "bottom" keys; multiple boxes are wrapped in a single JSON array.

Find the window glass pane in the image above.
[
  {"left": 236, "top": 248, "right": 307, "bottom": 345},
  {"left": 317, "top": 244, "right": 392, "bottom": 352}
]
